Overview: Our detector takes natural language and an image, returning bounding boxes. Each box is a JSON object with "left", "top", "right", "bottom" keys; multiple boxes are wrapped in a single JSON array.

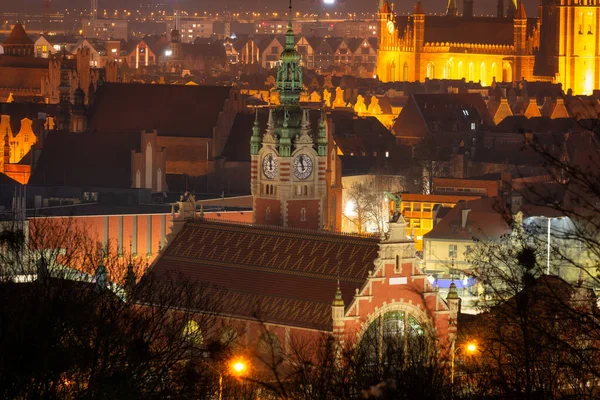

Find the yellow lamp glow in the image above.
[
  {"left": 466, "top": 342, "right": 477, "bottom": 353},
  {"left": 230, "top": 359, "right": 248, "bottom": 376}
]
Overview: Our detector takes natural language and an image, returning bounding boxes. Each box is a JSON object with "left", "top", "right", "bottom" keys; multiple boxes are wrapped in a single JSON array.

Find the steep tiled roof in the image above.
[
  {"left": 87, "top": 83, "right": 233, "bottom": 138},
  {"left": 3, "top": 23, "right": 33, "bottom": 46},
  {"left": 146, "top": 219, "right": 380, "bottom": 330}
]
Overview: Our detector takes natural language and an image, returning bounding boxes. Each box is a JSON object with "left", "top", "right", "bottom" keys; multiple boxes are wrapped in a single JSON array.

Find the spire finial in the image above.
[{"left": 288, "top": 0, "right": 293, "bottom": 27}]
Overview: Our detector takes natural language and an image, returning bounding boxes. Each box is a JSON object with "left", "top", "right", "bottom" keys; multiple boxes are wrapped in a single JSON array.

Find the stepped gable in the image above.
[
  {"left": 87, "top": 83, "right": 233, "bottom": 138},
  {"left": 148, "top": 219, "right": 380, "bottom": 330}
]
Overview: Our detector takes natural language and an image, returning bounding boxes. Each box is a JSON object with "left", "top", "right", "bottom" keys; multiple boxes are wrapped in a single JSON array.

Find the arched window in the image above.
[
  {"left": 403, "top": 62, "right": 409, "bottom": 81},
  {"left": 256, "top": 332, "right": 283, "bottom": 364},
  {"left": 135, "top": 170, "right": 141, "bottom": 188},
  {"left": 266, "top": 207, "right": 271, "bottom": 221},
  {"left": 457, "top": 61, "right": 464, "bottom": 80},
  {"left": 156, "top": 168, "right": 162, "bottom": 192},
  {"left": 297, "top": 185, "right": 302, "bottom": 196},
  {"left": 503, "top": 63, "right": 513, "bottom": 82},
  {"left": 145, "top": 142, "right": 152, "bottom": 189},
  {"left": 443, "top": 61, "right": 452, "bottom": 79},
  {"left": 389, "top": 61, "right": 396, "bottom": 81},
  {"left": 426, "top": 62, "right": 435, "bottom": 79},
  {"left": 182, "top": 320, "right": 203, "bottom": 345},
  {"left": 468, "top": 62, "right": 474, "bottom": 82},
  {"left": 480, "top": 62, "right": 487, "bottom": 86},
  {"left": 303, "top": 185, "right": 308, "bottom": 195},
  {"left": 300, "top": 208, "right": 307, "bottom": 222},
  {"left": 359, "top": 310, "right": 429, "bottom": 367},
  {"left": 491, "top": 62, "right": 498, "bottom": 83}
]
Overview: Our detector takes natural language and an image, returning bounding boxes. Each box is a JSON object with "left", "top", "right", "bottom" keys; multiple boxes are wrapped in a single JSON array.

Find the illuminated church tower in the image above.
[
  {"left": 537, "top": 0, "right": 600, "bottom": 95},
  {"left": 250, "top": 0, "right": 328, "bottom": 230}
]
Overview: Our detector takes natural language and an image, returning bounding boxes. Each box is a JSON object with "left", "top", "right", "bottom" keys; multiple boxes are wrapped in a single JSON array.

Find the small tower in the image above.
[
  {"left": 95, "top": 256, "right": 108, "bottom": 291},
  {"left": 57, "top": 48, "right": 71, "bottom": 132},
  {"left": 170, "top": 21, "right": 182, "bottom": 64},
  {"left": 124, "top": 259, "right": 137, "bottom": 298},
  {"left": 332, "top": 283, "right": 345, "bottom": 337},
  {"left": 446, "top": 279, "right": 461, "bottom": 343},
  {"left": 70, "top": 84, "right": 86, "bottom": 133}
]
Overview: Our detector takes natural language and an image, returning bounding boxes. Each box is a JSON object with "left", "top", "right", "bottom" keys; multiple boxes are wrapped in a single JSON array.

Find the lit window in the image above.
[
  {"left": 385, "top": 151, "right": 390, "bottom": 158},
  {"left": 471, "top": 122, "right": 476, "bottom": 131}
]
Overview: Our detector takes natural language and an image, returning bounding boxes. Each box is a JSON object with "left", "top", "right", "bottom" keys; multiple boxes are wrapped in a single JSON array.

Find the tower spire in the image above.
[
  {"left": 446, "top": 0, "right": 458, "bottom": 16},
  {"left": 276, "top": 0, "right": 302, "bottom": 105}
]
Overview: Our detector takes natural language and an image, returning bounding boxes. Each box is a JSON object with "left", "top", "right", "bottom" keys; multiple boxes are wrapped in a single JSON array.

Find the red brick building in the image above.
[{"left": 144, "top": 16, "right": 455, "bottom": 364}]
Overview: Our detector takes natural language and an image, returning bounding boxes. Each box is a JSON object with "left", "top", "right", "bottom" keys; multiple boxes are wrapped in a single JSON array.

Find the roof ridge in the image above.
[{"left": 192, "top": 216, "right": 380, "bottom": 241}]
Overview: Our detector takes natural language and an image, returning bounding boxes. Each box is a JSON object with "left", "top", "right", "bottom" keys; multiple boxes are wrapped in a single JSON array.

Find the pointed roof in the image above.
[
  {"left": 4, "top": 23, "right": 34, "bottom": 46},
  {"left": 415, "top": 0, "right": 425, "bottom": 15},
  {"left": 380, "top": 0, "right": 390, "bottom": 14},
  {"left": 515, "top": 2, "right": 527, "bottom": 19}
]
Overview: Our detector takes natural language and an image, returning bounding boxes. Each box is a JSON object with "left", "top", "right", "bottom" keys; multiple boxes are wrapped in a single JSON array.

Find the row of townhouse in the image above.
[{"left": 224, "top": 34, "right": 378, "bottom": 71}]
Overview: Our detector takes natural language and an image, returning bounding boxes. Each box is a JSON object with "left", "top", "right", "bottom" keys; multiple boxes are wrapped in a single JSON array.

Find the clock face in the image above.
[
  {"left": 263, "top": 153, "right": 278, "bottom": 179},
  {"left": 293, "top": 154, "right": 313, "bottom": 180},
  {"left": 387, "top": 20, "right": 395, "bottom": 35}
]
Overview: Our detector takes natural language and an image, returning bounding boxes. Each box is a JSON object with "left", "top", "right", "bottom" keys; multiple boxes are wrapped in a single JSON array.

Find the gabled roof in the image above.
[
  {"left": 87, "top": 83, "right": 234, "bottom": 138},
  {"left": 3, "top": 23, "right": 33, "bottom": 46},
  {"left": 393, "top": 93, "right": 492, "bottom": 138},
  {"left": 425, "top": 197, "right": 511, "bottom": 241},
  {"left": 145, "top": 219, "right": 380, "bottom": 330}
]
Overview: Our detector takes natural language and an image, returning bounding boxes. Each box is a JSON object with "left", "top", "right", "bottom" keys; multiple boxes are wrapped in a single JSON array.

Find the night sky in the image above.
[{"left": 7, "top": 0, "right": 540, "bottom": 16}]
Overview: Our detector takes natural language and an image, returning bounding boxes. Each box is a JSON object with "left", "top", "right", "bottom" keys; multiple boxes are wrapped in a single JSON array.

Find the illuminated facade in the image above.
[
  {"left": 536, "top": 0, "right": 600, "bottom": 95},
  {"left": 377, "top": 0, "right": 538, "bottom": 86}
]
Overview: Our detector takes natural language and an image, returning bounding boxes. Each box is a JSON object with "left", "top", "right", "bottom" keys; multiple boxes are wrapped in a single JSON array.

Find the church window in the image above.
[
  {"left": 403, "top": 62, "right": 409, "bottom": 81},
  {"left": 257, "top": 332, "right": 283, "bottom": 364},
  {"left": 266, "top": 207, "right": 271, "bottom": 221},
  {"left": 480, "top": 63, "right": 487, "bottom": 86},
  {"left": 426, "top": 62, "right": 435, "bottom": 79},
  {"left": 297, "top": 185, "right": 302, "bottom": 196},
  {"left": 300, "top": 208, "right": 306, "bottom": 222},
  {"left": 303, "top": 185, "right": 308, "bottom": 195},
  {"left": 24, "top": 134, "right": 28, "bottom": 142},
  {"left": 468, "top": 62, "right": 474, "bottom": 81},
  {"left": 135, "top": 170, "right": 141, "bottom": 188}
]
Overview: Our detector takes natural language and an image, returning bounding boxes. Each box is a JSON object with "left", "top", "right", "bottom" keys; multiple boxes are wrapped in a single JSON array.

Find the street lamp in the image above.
[
  {"left": 205, "top": 358, "right": 249, "bottom": 400},
  {"left": 451, "top": 341, "right": 477, "bottom": 396}
]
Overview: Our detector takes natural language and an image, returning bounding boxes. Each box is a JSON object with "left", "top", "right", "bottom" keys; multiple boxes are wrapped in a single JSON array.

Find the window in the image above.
[
  {"left": 300, "top": 208, "right": 307, "bottom": 222},
  {"left": 24, "top": 134, "right": 28, "bottom": 143},
  {"left": 266, "top": 207, "right": 271, "bottom": 221},
  {"left": 271, "top": 46, "right": 278, "bottom": 54},
  {"left": 449, "top": 244, "right": 457, "bottom": 258},
  {"left": 465, "top": 245, "right": 472, "bottom": 257},
  {"left": 385, "top": 151, "right": 390, "bottom": 158},
  {"left": 471, "top": 122, "right": 476, "bottom": 131}
]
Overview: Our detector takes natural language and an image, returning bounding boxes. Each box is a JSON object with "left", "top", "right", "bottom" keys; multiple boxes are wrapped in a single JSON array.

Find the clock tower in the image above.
[{"left": 250, "top": 0, "right": 328, "bottom": 230}]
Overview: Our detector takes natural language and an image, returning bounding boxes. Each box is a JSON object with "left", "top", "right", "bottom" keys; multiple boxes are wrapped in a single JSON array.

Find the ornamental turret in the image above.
[
  {"left": 250, "top": 109, "right": 261, "bottom": 155},
  {"left": 276, "top": 0, "right": 303, "bottom": 106}
]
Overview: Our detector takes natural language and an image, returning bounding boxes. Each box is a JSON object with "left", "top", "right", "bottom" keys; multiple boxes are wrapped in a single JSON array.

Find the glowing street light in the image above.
[{"left": 451, "top": 341, "right": 477, "bottom": 397}]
